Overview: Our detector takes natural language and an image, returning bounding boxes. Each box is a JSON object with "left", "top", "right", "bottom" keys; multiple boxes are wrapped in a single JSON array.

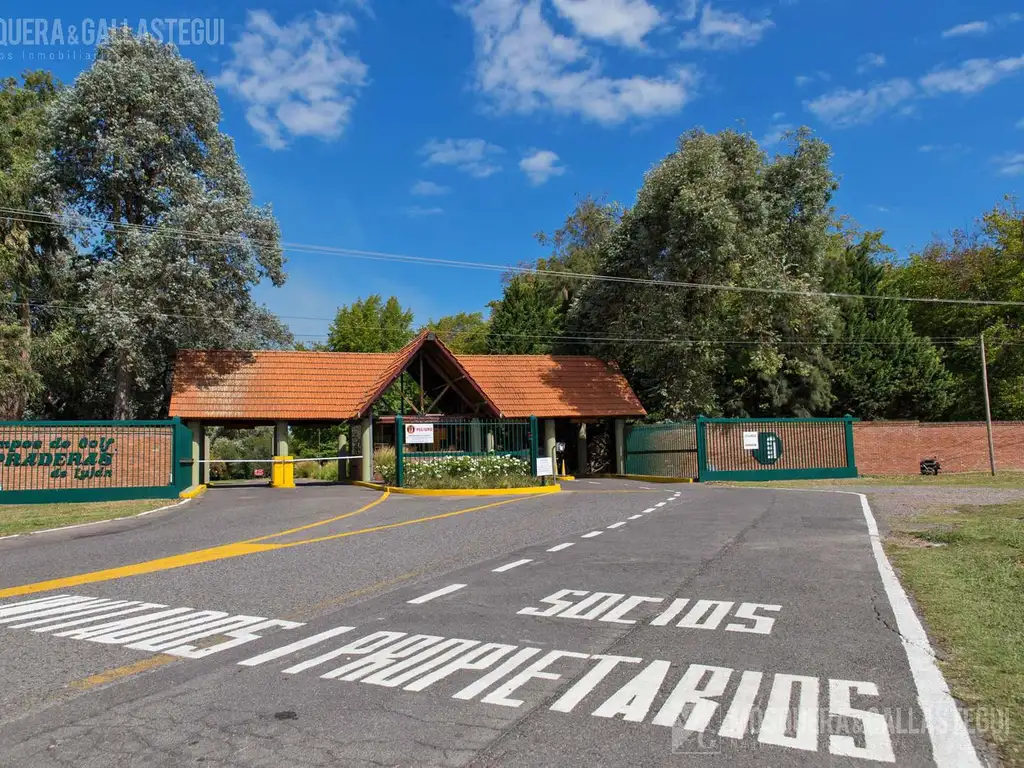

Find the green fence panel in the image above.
[
  {"left": 696, "top": 415, "right": 858, "bottom": 482},
  {"left": 0, "top": 419, "right": 190, "bottom": 504},
  {"left": 624, "top": 422, "right": 699, "bottom": 479}
]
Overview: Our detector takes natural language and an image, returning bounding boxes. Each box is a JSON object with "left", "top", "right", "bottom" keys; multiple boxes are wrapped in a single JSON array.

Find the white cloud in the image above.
[
  {"left": 217, "top": 10, "right": 368, "bottom": 150},
  {"left": 760, "top": 122, "right": 794, "bottom": 147},
  {"left": 856, "top": 53, "right": 886, "bottom": 74},
  {"left": 868, "top": 204, "right": 890, "bottom": 214},
  {"left": 550, "top": 0, "right": 662, "bottom": 48},
  {"left": 459, "top": 0, "right": 695, "bottom": 124},
  {"left": 920, "top": 56, "right": 1024, "bottom": 95},
  {"left": 405, "top": 206, "right": 445, "bottom": 217},
  {"left": 997, "top": 153, "right": 1024, "bottom": 176},
  {"left": 680, "top": 4, "right": 774, "bottom": 50},
  {"left": 410, "top": 180, "right": 451, "bottom": 196},
  {"left": 805, "top": 78, "right": 916, "bottom": 128},
  {"left": 942, "top": 21, "right": 990, "bottom": 38},
  {"left": 1017, "top": 117, "right": 1024, "bottom": 129},
  {"left": 420, "top": 138, "right": 505, "bottom": 178},
  {"left": 679, "top": 0, "right": 698, "bottom": 22},
  {"left": 519, "top": 149, "right": 567, "bottom": 185},
  {"left": 795, "top": 71, "right": 829, "bottom": 88}
]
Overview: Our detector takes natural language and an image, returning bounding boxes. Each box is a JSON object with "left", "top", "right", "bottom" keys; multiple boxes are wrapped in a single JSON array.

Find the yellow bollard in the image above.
[{"left": 271, "top": 456, "right": 295, "bottom": 488}]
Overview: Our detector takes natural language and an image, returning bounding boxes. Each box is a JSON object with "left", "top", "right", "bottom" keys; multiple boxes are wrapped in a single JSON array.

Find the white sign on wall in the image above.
[
  {"left": 405, "top": 423, "right": 435, "bottom": 445},
  {"left": 743, "top": 431, "right": 759, "bottom": 450},
  {"left": 536, "top": 457, "right": 554, "bottom": 477}
]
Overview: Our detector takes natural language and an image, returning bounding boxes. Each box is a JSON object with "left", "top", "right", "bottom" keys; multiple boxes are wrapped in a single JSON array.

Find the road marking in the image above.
[
  {"left": 0, "top": 496, "right": 526, "bottom": 599},
  {"left": 581, "top": 531, "right": 602, "bottom": 538},
  {"left": 641, "top": 507, "right": 656, "bottom": 514},
  {"left": 546, "top": 543, "right": 574, "bottom": 552},
  {"left": 407, "top": 584, "right": 467, "bottom": 604},
  {"left": 587, "top": 481, "right": 600, "bottom": 485},
  {"left": 855, "top": 492, "right": 981, "bottom": 767},
  {"left": 627, "top": 514, "right": 642, "bottom": 520},
  {"left": 70, "top": 654, "right": 177, "bottom": 690},
  {"left": 607, "top": 522, "right": 627, "bottom": 529},
  {"left": 245, "top": 491, "right": 390, "bottom": 543},
  {"left": 492, "top": 559, "right": 532, "bottom": 573},
  {"left": 0, "top": 535, "right": 20, "bottom": 541},
  {"left": 655, "top": 502, "right": 666, "bottom": 507},
  {"left": 239, "top": 626, "right": 355, "bottom": 666}
]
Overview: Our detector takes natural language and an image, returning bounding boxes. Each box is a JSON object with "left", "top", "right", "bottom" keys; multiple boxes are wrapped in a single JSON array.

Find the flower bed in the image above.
[{"left": 379, "top": 451, "right": 539, "bottom": 489}]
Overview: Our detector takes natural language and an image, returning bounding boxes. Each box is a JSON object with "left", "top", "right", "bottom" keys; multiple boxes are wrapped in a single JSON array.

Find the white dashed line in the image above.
[
  {"left": 492, "top": 559, "right": 532, "bottom": 573},
  {"left": 607, "top": 522, "right": 627, "bottom": 529},
  {"left": 655, "top": 502, "right": 666, "bottom": 507},
  {"left": 627, "top": 514, "right": 642, "bottom": 520},
  {"left": 587, "top": 481, "right": 601, "bottom": 485},
  {"left": 581, "top": 531, "right": 603, "bottom": 538},
  {"left": 407, "top": 584, "right": 467, "bottom": 604},
  {"left": 547, "top": 543, "right": 575, "bottom": 552},
  {"left": 641, "top": 508, "right": 656, "bottom": 514}
]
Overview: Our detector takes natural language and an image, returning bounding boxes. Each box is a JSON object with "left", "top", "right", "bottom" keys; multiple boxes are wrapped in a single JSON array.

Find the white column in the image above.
[
  {"left": 187, "top": 421, "right": 202, "bottom": 488},
  {"left": 274, "top": 421, "right": 289, "bottom": 456},
  {"left": 576, "top": 422, "right": 588, "bottom": 475},
  {"left": 544, "top": 419, "right": 557, "bottom": 470},
  {"left": 361, "top": 417, "right": 373, "bottom": 483}
]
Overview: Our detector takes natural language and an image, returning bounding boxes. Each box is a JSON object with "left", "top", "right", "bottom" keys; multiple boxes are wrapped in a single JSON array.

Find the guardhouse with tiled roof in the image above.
[{"left": 169, "top": 331, "right": 646, "bottom": 485}]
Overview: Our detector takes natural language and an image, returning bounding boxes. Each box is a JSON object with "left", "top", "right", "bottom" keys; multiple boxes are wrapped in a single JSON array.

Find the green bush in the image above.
[
  {"left": 375, "top": 446, "right": 397, "bottom": 484},
  {"left": 403, "top": 453, "right": 536, "bottom": 489}
]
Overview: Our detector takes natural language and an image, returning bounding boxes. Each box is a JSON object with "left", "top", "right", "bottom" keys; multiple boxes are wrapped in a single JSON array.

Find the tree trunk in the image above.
[
  {"left": 12, "top": 292, "right": 31, "bottom": 419},
  {"left": 112, "top": 349, "right": 134, "bottom": 419}
]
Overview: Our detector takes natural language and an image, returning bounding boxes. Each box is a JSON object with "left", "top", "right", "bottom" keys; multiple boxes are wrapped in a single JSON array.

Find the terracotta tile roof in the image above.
[
  {"left": 169, "top": 341, "right": 646, "bottom": 421},
  {"left": 457, "top": 355, "right": 646, "bottom": 418}
]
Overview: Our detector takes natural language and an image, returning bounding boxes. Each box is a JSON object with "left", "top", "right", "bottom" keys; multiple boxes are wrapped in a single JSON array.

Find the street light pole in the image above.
[{"left": 980, "top": 332, "right": 997, "bottom": 476}]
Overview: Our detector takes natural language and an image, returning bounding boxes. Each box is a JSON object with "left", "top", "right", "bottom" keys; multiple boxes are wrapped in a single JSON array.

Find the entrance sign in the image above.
[
  {"left": 536, "top": 457, "right": 554, "bottom": 477},
  {"left": 405, "top": 424, "right": 435, "bottom": 445},
  {"left": 742, "top": 431, "right": 759, "bottom": 450},
  {"left": 753, "top": 432, "right": 783, "bottom": 466}
]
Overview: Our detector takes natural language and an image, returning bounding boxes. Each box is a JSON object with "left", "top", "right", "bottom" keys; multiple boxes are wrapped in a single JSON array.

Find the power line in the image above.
[
  {"left": 1, "top": 299, "right": 992, "bottom": 348},
  {"left": 3, "top": 206, "right": 1023, "bottom": 308}
]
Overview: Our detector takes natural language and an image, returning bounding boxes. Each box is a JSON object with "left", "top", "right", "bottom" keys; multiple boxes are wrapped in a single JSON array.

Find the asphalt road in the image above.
[{"left": 0, "top": 480, "right": 978, "bottom": 766}]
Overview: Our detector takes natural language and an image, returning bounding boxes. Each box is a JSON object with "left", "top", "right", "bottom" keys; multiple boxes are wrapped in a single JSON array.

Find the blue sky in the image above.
[{"left": 3, "top": 0, "right": 1023, "bottom": 342}]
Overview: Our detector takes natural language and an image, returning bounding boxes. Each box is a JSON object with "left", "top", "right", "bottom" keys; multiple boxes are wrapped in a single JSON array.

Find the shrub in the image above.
[
  {"left": 375, "top": 446, "right": 397, "bottom": 484},
  {"left": 402, "top": 453, "right": 535, "bottom": 489}
]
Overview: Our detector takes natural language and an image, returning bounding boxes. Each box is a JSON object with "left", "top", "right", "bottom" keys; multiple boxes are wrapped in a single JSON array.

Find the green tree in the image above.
[
  {"left": 0, "top": 71, "right": 69, "bottom": 418},
  {"left": 568, "top": 128, "right": 839, "bottom": 419},
  {"left": 487, "top": 195, "right": 621, "bottom": 354},
  {"left": 326, "top": 294, "right": 414, "bottom": 352},
  {"left": 888, "top": 198, "right": 1024, "bottom": 419},
  {"left": 823, "top": 229, "right": 954, "bottom": 419},
  {"left": 46, "top": 29, "right": 290, "bottom": 419},
  {"left": 422, "top": 312, "right": 488, "bottom": 353}
]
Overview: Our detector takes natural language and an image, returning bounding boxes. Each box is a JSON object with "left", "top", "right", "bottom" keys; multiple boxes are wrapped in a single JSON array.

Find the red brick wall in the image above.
[
  {"left": 853, "top": 421, "right": 1024, "bottom": 475},
  {"left": 0, "top": 425, "right": 174, "bottom": 492}
]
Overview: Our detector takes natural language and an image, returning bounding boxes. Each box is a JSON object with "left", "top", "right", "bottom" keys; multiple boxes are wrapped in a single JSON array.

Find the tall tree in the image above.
[
  {"left": 326, "top": 294, "right": 414, "bottom": 352},
  {"left": 422, "top": 312, "right": 488, "bottom": 353},
  {"left": 568, "top": 128, "right": 839, "bottom": 419},
  {"left": 46, "top": 29, "right": 289, "bottom": 419},
  {"left": 0, "top": 71, "right": 69, "bottom": 418},
  {"left": 888, "top": 198, "right": 1024, "bottom": 419},
  {"left": 824, "top": 229, "right": 954, "bottom": 419},
  {"left": 487, "top": 195, "right": 621, "bottom": 354}
]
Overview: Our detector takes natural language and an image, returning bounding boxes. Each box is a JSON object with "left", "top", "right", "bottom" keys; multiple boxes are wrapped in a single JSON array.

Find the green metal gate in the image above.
[
  {"left": 696, "top": 415, "right": 858, "bottom": 482},
  {"left": 624, "top": 422, "right": 699, "bottom": 479},
  {"left": 395, "top": 415, "right": 538, "bottom": 488},
  {"left": 0, "top": 419, "right": 194, "bottom": 504}
]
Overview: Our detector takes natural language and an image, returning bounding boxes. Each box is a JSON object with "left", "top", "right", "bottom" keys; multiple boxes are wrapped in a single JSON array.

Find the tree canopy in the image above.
[{"left": 326, "top": 294, "right": 414, "bottom": 352}]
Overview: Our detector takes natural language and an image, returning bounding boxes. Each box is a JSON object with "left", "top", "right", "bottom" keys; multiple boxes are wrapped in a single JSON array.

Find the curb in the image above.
[
  {"left": 352, "top": 481, "right": 561, "bottom": 497},
  {"left": 179, "top": 484, "right": 208, "bottom": 499},
  {"left": 588, "top": 474, "right": 695, "bottom": 484}
]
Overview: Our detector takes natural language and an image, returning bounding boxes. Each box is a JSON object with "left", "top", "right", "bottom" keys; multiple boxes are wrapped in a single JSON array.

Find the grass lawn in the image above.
[
  {"left": 0, "top": 499, "right": 174, "bottom": 536},
  {"left": 886, "top": 502, "right": 1024, "bottom": 766},
  {"left": 715, "top": 472, "right": 1024, "bottom": 489}
]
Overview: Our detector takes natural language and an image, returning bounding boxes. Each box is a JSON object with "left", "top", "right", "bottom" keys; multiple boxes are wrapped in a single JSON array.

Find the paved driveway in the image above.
[{"left": 0, "top": 481, "right": 979, "bottom": 766}]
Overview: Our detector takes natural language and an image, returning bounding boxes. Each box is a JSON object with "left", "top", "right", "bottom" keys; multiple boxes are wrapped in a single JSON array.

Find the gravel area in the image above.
[{"left": 818, "top": 484, "right": 1024, "bottom": 533}]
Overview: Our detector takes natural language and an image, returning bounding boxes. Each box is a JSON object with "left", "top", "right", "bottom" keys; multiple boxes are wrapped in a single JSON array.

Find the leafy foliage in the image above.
[
  {"left": 568, "top": 128, "right": 839, "bottom": 419},
  {"left": 327, "top": 294, "right": 413, "bottom": 352},
  {"left": 45, "top": 29, "right": 290, "bottom": 418},
  {"left": 421, "top": 312, "right": 488, "bottom": 353},
  {"left": 824, "top": 229, "right": 954, "bottom": 419}
]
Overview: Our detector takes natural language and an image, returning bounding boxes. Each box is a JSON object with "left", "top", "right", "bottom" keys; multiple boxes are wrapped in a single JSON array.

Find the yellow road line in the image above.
[
  {"left": 244, "top": 490, "right": 389, "bottom": 543},
  {"left": 283, "top": 571, "right": 421, "bottom": 621},
  {"left": 0, "top": 495, "right": 528, "bottom": 599},
  {"left": 278, "top": 497, "right": 528, "bottom": 548},
  {"left": 70, "top": 655, "right": 176, "bottom": 691}
]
